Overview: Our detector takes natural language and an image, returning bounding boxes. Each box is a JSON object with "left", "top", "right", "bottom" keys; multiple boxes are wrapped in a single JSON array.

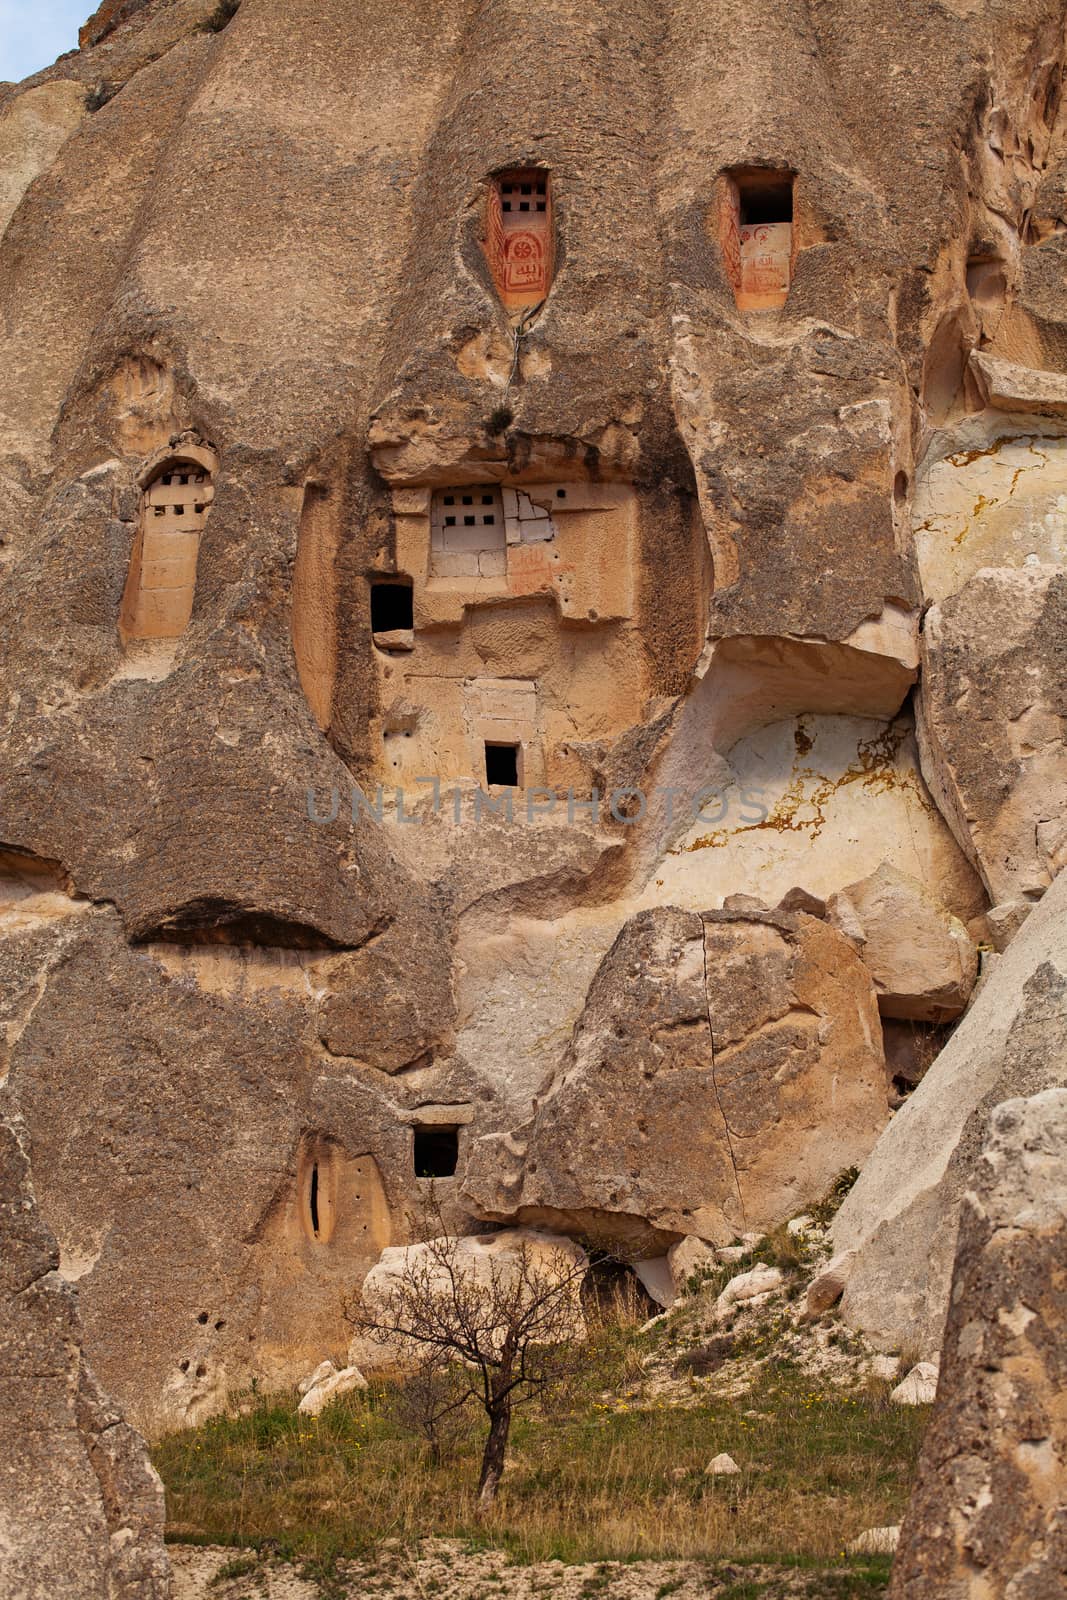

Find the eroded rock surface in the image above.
[
  {"left": 0, "top": 1095, "right": 170, "bottom": 1599},
  {"left": 918, "top": 566, "right": 1067, "bottom": 906},
  {"left": 833, "top": 870, "right": 1067, "bottom": 1355},
  {"left": 829, "top": 861, "right": 978, "bottom": 1022},
  {"left": 1, "top": 0, "right": 1066, "bottom": 1447},
  {"left": 464, "top": 908, "right": 889, "bottom": 1246},
  {"left": 889, "top": 1091, "right": 1067, "bottom": 1599}
]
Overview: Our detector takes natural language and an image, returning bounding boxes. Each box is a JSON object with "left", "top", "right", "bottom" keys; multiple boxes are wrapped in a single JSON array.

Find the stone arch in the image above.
[{"left": 119, "top": 439, "right": 218, "bottom": 644}]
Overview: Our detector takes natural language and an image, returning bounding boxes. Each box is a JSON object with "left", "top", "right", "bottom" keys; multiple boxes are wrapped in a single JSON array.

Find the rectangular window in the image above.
[
  {"left": 370, "top": 580, "right": 414, "bottom": 633},
  {"left": 413, "top": 1126, "right": 459, "bottom": 1178},
  {"left": 485, "top": 742, "right": 519, "bottom": 787}
]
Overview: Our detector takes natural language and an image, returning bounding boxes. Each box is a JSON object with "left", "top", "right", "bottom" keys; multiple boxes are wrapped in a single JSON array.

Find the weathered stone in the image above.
[
  {"left": 634, "top": 1256, "right": 676, "bottom": 1309},
  {"left": 918, "top": 567, "right": 1067, "bottom": 906},
  {"left": 833, "top": 870, "right": 1067, "bottom": 1356},
  {"left": 890, "top": 1362, "right": 939, "bottom": 1406},
  {"left": 716, "top": 1264, "right": 784, "bottom": 1319},
  {"left": 828, "top": 862, "right": 978, "bottom": 1022},
  {"left": 704, "top": 1454, "right": 741, "bottom": 1477},
  {"left": 848, "top": 1527, "right": 900, "bottom": 1556},
  {"left": 804, "top": 1250, "right": 856, "bottom": 1318},
  {"left": 0, "top": 1094, "right": 170, "bottom": 1600},
  {"left": 297, "top": 1364, "right": 368, "bottom": 1417},
  {"left": 463, "top": 908, "right": 889, "bottom": 1247},
  {"left": 889, "top": 1091, "right": 1067, "bottom": 1599}
]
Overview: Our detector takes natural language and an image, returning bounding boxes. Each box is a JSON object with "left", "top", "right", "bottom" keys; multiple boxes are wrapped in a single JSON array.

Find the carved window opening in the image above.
[
  {"left": 721, "top": 170, "right": 795, "bottom": 311},
  {"left": 309, "top": 1163, "right": 321, "bottom": 1237},
  {"left": 119, "top": 446, "right": 217, "bottom": 644},
  {"left": 966, "top": 254, "right": 1008, "bottom": 314},
  {"left": 298, "top": 1137, "right": 338, "bottom": 1244},
  {"left": 413, "top": 1125, "right": 460, "bottom": 1179},
  {"left": 431, "top": 485, "right": 506, "bottom": 578},
  {"left": 485, "top": 741, "right": 520, "bottom": 788},
  {"left": 370, "top": 580, "right": 413, "bottom": 635},
  {"left": 484, "top": 168, "right": 554, "bottom": 314}
]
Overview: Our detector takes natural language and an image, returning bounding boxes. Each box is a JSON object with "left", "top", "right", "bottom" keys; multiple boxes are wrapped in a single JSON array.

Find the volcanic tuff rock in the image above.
[
  {"left": 828, "top": 861, "right": 978, "bottom": 1022},
  {"left": 889, "top": 1091, "right": 1067, "bottom": 1600},
  {"left": 833, "top": 869, "right": 1067, "bottom": 1356},
  {"left": 918, "top": 566, "right": 1067, "bottom": 907},
  {"left": 1, "top": 0, "right": 1066, "bottom": 1437},
  {"left": 0, "top": 1095, "right": 170, "bottom": 1600},
  {"left": 463, "top": 908, "right": 889, "bottom": 1247}
]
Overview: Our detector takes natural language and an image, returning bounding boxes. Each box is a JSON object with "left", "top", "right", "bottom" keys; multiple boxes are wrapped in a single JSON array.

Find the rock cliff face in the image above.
[
  {"left": 1, "top": 0, "right": 1066, "bottom": 1430},
  {"left": 889, "top": 1092, "right": 1067, "bottom": 1599},
  {"left": 0, "top": 1095, "right": 171, "bottom": 1599}
]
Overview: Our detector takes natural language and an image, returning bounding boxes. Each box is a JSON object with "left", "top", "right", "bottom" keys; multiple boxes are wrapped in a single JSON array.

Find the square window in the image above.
[
  {"left": 536, "top": 201, "right": 546, "bottom": 211},
  {"left": 503, "top": 201, "right": 512, "bottom": 212},
  {"left": 483, "top": 515, "right": 495, "bottom": 525},
  {"left": 444, "top": 495, "right": 455, "bottom": 505},
  {"left": 519, "top": 201, "right": 530, "bottom": 211},
  {"left": 556, "top": 488, "right": 566, "bottom": 498},
  {"left": 482, "top": 495, "right": 494, "bottom": 504},
  {"left": 464, "top": 515, "right": 476, "bottom": 526},
  {"left": 462, "top": 495, "right": 473, "bottom": 505},
  {"left": 445, "top": 515, "right": 456, "bottom": 527},
  {"left": 413, "top": 1126, "right": 459, "bottom": 1179}
]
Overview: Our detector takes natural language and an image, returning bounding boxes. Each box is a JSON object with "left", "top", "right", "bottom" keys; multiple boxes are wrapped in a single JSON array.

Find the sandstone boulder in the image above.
[
  {"left": 716, "top": 1264, "right": 784, "bottom": 1319},
  {"left": 918, "top": 566, "right": 1067, "bottom": 906},
  {"left": 833, "top": 869, "right": 1067, "bottom": 1355},
  {"left": 889, "top": 1091, "right": 1067, "bottom": 1599},
  {"left": 849, "top": 1527, "right": 900, "bottom": 1556},
  {"left": 829, "top": 862, "right": 978, "bottom": 1022},
  {"left": 0, "top": 1096, "right": 170, "bottom": 1600},
  {"left": 463, "top": 908, "right": 889, "bottom": 1246},
  {"left": 890, "top": 1362, "right": 939, "bottom": 1406},
  {"left": 297, "top": 1364, "right": 367, "bottom": 1417}
]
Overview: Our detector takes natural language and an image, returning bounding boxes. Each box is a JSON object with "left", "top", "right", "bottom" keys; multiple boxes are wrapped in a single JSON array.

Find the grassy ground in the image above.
[{"left": 156, "top": 1321, "right": 927, "bottom": 1589}]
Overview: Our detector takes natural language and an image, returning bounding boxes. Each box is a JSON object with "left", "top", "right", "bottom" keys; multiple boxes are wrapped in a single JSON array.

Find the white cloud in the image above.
[{"left": 0, "top": 1, "right": 88, "bottom": 84}]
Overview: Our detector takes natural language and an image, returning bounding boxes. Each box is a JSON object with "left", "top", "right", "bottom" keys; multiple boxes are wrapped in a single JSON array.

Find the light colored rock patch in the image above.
[
  {"left": 833, "top": 869, "right": 1067, "bottom": 1356},
  {"left": 0, "top": 82, "right": 87, "bottom": 237},
  {"left": 639, "top": 715, "right": 986, "bottom": 936},
  {"left": 913, "top": 418, "right": 1067, "bottom": 605},
  {"left": 828, "top": 861, "right": 978, "bottom": 1021}
]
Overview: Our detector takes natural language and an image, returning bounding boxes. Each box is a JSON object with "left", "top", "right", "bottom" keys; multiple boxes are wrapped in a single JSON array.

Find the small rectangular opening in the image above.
[
  {"left": 370, "top": 581, "right": 413, "bottom": 633},
  {"left": 738, "top": 173, "right": 794, "bottom": 226},
  {"left": 414, "top": 1126, "right": 459, "bottom": 1179},
  {"left": 485, "top": 742, "right": 519, "bottom": 787}
]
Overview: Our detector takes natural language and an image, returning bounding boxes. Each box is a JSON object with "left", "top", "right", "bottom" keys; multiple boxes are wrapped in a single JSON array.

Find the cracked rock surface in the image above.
[{"left": 889, "top": 1089, "right": 1067, "bottom": 1599}]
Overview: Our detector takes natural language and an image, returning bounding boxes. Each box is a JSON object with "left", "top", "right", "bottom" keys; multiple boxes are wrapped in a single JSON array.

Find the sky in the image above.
[{"left": 0, "top": 0, "right": 87, "bottom": 83}]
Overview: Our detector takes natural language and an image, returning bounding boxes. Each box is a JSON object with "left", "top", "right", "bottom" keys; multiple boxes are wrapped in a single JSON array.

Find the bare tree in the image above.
[{"left": 344, "top": 1226, "right": 589, "bottom": 1507}]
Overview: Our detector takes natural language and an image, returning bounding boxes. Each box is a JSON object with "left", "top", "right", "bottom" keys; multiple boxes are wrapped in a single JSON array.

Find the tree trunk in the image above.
[{"left": 477, "top": 1398, "right": 512, "bottom": 1508}]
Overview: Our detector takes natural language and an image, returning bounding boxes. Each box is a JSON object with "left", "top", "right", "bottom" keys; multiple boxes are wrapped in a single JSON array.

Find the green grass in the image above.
[{"left": 155, "top": 1322, "right": 926, "bottom": 1581}]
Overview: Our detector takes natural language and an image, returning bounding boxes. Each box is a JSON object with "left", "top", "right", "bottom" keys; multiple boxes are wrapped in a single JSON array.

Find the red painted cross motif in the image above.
[{"left": 504, "top": 231, "right": 546, "bottom": 294}]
